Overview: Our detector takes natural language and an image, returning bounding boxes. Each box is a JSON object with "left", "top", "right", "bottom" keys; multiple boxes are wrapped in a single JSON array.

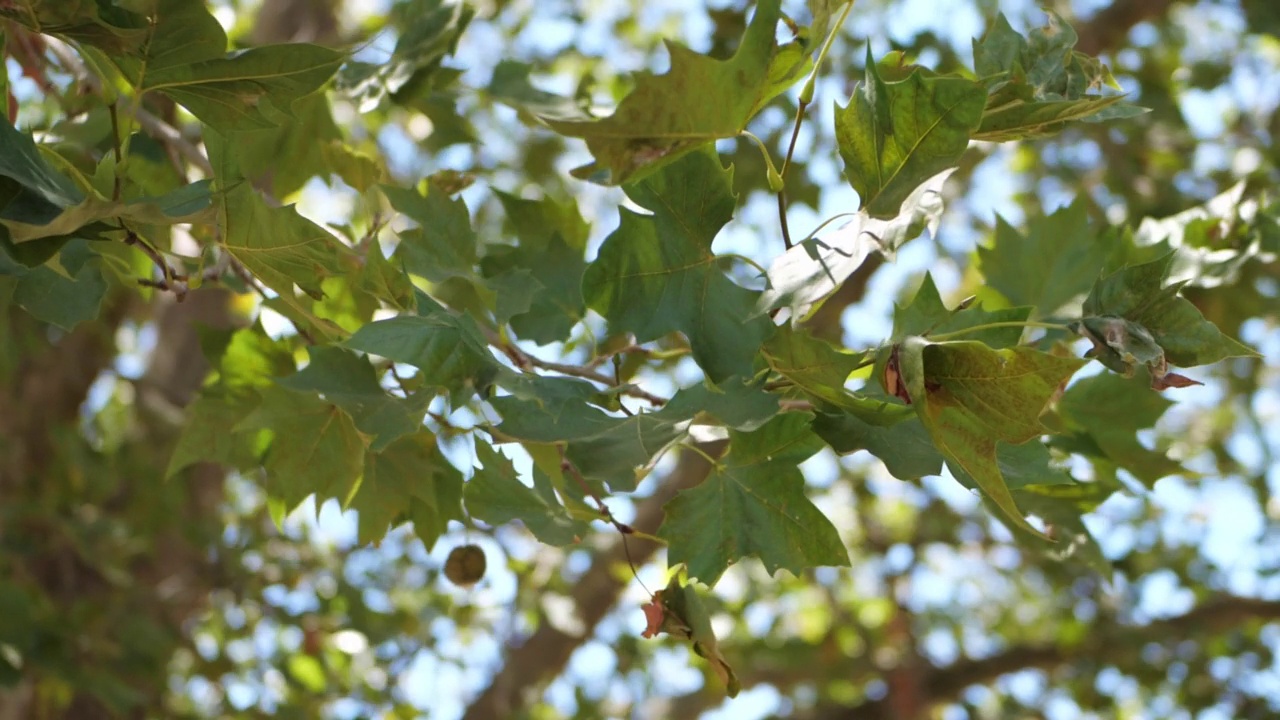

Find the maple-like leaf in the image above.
[
  {"left": 1077, "top": 253, "right": 1257, "bottom": 376},
  {"left": 762, "top": 325, "right": 911, "bottom": 424},
  {"left": 545, "top": 0, "right": 810, "bottom": 184},
  {"left": 660, "top": 413, "right": 849, "bottom": 585},
  {"left": 464, "top": 444, "right": 590, "bottom": 546},
  {"left": 971, "top": 12, "right": 1143, "bottom": 142},
  {"left": 353, "top": 431, "right": 463, "bottom": 548},
  {"left": 641, "top": 575, "right": 740, "bottom": 697},
  {"left": 894, "top": 336, "right": 1085, "bottom": 536},
  {"left": 582, "top": 147, "right": 773, "bottom": 383},
  {"left": 1053, "top": 371, "right": 1180, "bottom": 485},
  {"left": 892, "top": 272, "right": 1033, "bottom": 348},
  {"left": 835, "top": 50, "right": 985, "bottom": 218}
]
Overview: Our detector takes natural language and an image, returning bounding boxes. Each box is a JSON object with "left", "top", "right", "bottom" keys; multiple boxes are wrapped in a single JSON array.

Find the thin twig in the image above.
[
  {"left": 479, "top": 326, "right": 668, "bottom": 406},
  {"left": 560, "top": 452, "right": 652, "bottom": 597},
  {"left": 43, "top": 35, "right": 215, "bottom": 177}
]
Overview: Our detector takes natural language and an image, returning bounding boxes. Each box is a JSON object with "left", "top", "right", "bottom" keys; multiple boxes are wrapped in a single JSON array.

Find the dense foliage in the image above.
[{"left": 1, "top": 0, "right": 1278, "bottom": 718}]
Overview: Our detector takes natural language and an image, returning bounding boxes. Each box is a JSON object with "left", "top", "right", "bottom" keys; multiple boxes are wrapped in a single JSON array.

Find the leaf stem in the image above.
[
  {"left": 776, "top": 0, "right": 857, "bottom": 251},
  {"left": 927, "top": 321, "right": 1072, "bottom": 342}
]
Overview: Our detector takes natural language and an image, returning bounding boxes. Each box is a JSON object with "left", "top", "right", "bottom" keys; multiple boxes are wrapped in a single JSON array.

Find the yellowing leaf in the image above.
[
  {"left": 546, "top": 0, "right": 809, "bottom": 184},
  {"left": 895, "top": 337, "right": 1085, "bottom": 537}
]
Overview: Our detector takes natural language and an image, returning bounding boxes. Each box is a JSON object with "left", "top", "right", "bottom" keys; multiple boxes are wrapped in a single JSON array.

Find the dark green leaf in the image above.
[
  {"left": 893, "top": 272, "right": 1032, "bottom": 347},
  {"left": 236, "top": 387, "right": 366, "bottom": 510},
  {"left": 354, "top": 431, "right": 463, "bottom": 547},
  {"left": 660, "top": 413, "right": 849, "bottom": 586},
  {"left": 582, "top": 148, "right": 773, "bottom": 383},
  {"left": 465, "top": 443, "right": 590, "bottom": 546},
  {"left": 343, "top": 312, "right": 498, "bottom": 403},
  {"left": 276, "top": 346, "right": 429, "bottom": 452},
  {"left": 1054, "top": 372, "right": 1179, "bottom": 485}
]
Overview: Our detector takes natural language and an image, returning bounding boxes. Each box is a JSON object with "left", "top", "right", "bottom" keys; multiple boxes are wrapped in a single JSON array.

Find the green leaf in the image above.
[
  {"left": 812, "top": 411, "right": 943, "bottom": 480},
  {"left": 893, "top": 272, "right": 1033, "bottom": 347},
  {"left": 489, "top": 378, "right": 683, "bottom": 493},
  {"left": 661, "top": 376, "right": 781, "bottom": 431},
  {"left": 218, "top": 182, "right": 349, "bottom": 300},
  {"left": 762, "top": 325, "right": 911, "bottom": 423},
  {"left": 275, "top": 347, "right": 429, "bottom": 452},
  {"left": 582, "top": 147, "right": 773, "bottom": 383},
  {"left": 353, "top": 431, "right": 463, "bottom": 547},
  {"left": 337, "top": 0, "right": 474, "bottom": 112},
  {"left": 2, "top": 238, "right": 107, "bottom": 330},
  {"left": 481, "top": 191, "right": 589, "bottom": 344},
  {"left": 236, "top": 387, "right": 367, "bottom": 510},
  {"left": 948, "top": 438, "right": 1074, "bottom": 492},
  {"left": 342, "top": 312, "right": 498, "bottom": 403},
  {"left": 835, "top": 50, "right": 985, "bottom": 218},
  {"left": 1054, "top": 371, "right": 1179, "bottom": 485},
  {"left": 165, "top": 391, "right": 262, "bottom": 478},
  {"left": 1012, "top": 478, "right": 1120, "bottom": 573},
  {"left": 109, "top": 0, "right": 227, "bottom": 85},
  {"left": 977, "top": 200, "right": 1116, "bottom": 317},
  {"left": 487, "top": 60, "right": 594, "bottom": 121},
  {"left": 545, "top": 0, "right": 809, "bottom": 184},
  {"left": 759, "top": 170, "right": 950, "bottom": 319},
  {"left": 1, "top": 0, "right": 148, "bottom": 55},
  {"left": 971, "top": 13, "right": 1141, "bottom": 141},
  {"left": 384, "top": 181, "right": 478, "bottom": 283},
  {"left": 646, "top": 575, "right": 740, "bottom": 697},
  {"left": 465, "top": 443, "right": 590, "bottom": 546},
  {"left": 895, "top": 337, "right": 1085, "bottom": 537},
  {"left": 143, "top": 45, "right": 344, "bottom": 133},
  {"left": 0, "top": 119, "right": 88, "bottom": 229},
  {"left": 660, "top": 413, "right": 849, "bottom": 586},
  {"left": 1080, "top": 253, "right": 1256, "bottom": 368}
]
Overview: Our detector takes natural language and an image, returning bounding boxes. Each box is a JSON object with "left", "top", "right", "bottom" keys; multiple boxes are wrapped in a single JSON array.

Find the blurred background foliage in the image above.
[{"left": 1, "top": 0, "right": 1278, "bottom": 719}]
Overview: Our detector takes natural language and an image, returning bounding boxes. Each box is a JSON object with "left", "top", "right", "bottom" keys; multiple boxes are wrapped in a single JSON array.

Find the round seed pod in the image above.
[{"left": 444, "top": 544, "right": 486, "bottom": 588}]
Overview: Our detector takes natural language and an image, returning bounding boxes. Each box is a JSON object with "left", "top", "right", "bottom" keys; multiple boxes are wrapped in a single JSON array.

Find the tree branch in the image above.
[{"left": 817, "top": 595, "right": 1280, "bottom": 720}]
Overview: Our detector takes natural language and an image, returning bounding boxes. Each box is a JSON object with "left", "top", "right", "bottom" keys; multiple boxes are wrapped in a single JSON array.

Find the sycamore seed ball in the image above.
[{"left": 444, "top": 544, "right": 486, "bottom": 587}]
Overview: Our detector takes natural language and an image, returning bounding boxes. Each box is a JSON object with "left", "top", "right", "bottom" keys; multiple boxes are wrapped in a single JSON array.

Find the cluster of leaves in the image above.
[{"left": 0, "top": 0, "right": 1265, "bottom": 697}]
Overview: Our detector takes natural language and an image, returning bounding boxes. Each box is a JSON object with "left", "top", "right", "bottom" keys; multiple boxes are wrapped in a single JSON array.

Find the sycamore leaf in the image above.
[
  {"left": 582, "top": 147, "right": 773, "bottom": 383},
  {"left": 759, "top": 170, "right": 950, "bottom": 319},
  {"left": 835, "top": 50, "right": 985, "bottom": 218},
  {"left": 545, "top": 0, "right": 809, "bottom": 184},
  {"left": 1079, "top": 253, "right": 1257, "bottom": 370},
  {"left": 236, "top": 387, "right": 367, "bottom": 510},
  {"left": 480, "top": 191, "right": 589, "bottom": 344},
  {"left": 465, "top": 444, "right": 590, "bottom": 546},
  {"left": 971, "top": 12, "right": 1143, "bottom": 141},
  {"left": 487, "top": 60, "right": 594, "bottom": 122},
  {"left": 947, "top": 438, "right": 1073, "bottom": 492},
  {"left": 336, "top": 0, "right": 474, "bottom": 113},
  {"left": 488, "top": 375, "right": 684, "bottom": 492},
  {"left": 762, "top": 325, "right": 912, "bottom": 424},
  {"left": 1, "top": 0, "right": 148, "bottom": 55},
  {"left": 977, "top": 200, "right": 1117, "bottom": 317},
  {"left": 812, "top": 411, "right": 943, "bottom": 480},
  {"left": 275, "top": 347, "right": 429, "bottom": 452},
  {"left": 0, "top": 119, "right": 90, "bottom": 232},
  {"left": 660, "top": 376, "right": 781, "bottom": 432},
  {"left": 384, "top": 181, "right": 478, "bottom": 283},
  {"left": 343, "top": 312, "right": 499, "bottom": 404},
  {"left": 892, "top": 273, "right": 1033, "bottom": 348},
  {"left": 1053, "top": 371, "right": 1179, "bottom": 485},
  {"left": 660, "top": 413, "right": 850, "bottom": 586},
  {"left": 354, "top": 431, "right": 463, "bottom": 547},
  {"left": 1, "top": 238, "right": 106, "bottom": 330},
  {"left": 895, "top": 336, "right": 1085, "bottom": 537},
  {"left": 165, "top": 391, "right": 263, "bottom": 478},
  {"left": 218, "top": 183, "right": 349, "bottom": 300},
  {"left": 1011, "top": 478, "right": 1120, "bottom": 573},
  {"left": 110, "top": 0, "right": 227, "bottom": 86},
  {"left": 643, "top": 575, "right": 740, "bottom": 698}
]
